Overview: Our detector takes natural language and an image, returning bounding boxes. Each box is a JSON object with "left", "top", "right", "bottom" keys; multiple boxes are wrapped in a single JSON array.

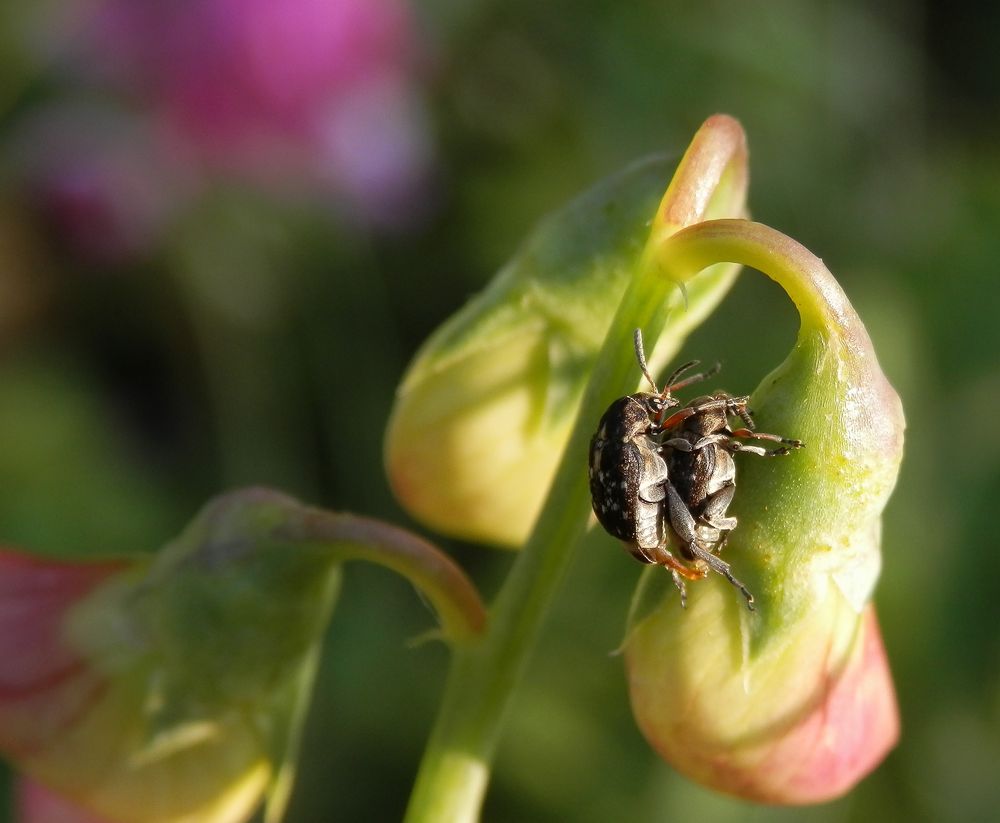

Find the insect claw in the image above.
[{"left": 671, "top": 570, "right": 688, "bottom": 608}]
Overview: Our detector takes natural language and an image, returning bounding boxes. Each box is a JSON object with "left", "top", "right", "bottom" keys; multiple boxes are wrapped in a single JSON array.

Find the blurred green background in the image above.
[{"left": 1, "top": 0, "right": 998, "bottom": 820}]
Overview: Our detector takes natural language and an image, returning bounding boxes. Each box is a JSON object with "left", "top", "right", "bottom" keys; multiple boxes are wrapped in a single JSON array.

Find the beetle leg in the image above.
[
  {"left": 659, "top": 396, "right": 731, "bottom": 429},
  {"left": 729, "top": 428, "right": 804, "bottom": 455},
  {"left": 663, "top": 433, "right": 730, "bottom": 452},
  {"left": 729, "top": 443, "right": 783, "bottom": 457},
  {"left": 667, "top": 483, "right": 754, "bottom": 609},
  {"left": 640, "top": 498, "right": 705, "bottom": 582},
  {"left": 730, "top": 428, "right": 800, "bottom": 444},
  {"left": 684, "top": 540, "right": 755, "bottom": 610},
  {"left": 637, "top": 467, "right": 668, "bottom": 505},
  {"left": 645, "top": 543, "right": 706, "bottom": 581},
  {"left": 665, "top": 482, "right": 700, "bottom": 556},
  {"left": 636, "top": 445, "right": 669, "bottom": 503},
  {"left": 700, "top": 481, "right": 737, "bottom": 530},
  {"left": 657, "top": 405, "right": 698, "bottom": 431}
]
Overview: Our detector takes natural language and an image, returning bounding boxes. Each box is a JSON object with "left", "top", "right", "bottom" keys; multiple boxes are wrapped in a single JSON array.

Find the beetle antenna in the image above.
[
  {"left": 633, "top": 329, "right": 659, "bottom": 393},
  {"left": 665, "top": 361, "right": 721, "bottom": 394},
  {"left": 661, "top": 360, "right": 702, "bottom": 395}
]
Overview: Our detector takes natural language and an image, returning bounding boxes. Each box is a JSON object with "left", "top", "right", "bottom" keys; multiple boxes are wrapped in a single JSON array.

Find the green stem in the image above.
[
  {"left": 400, "top": 235, "right": 694, "bottom": 823},
  {"left": 400, "top": 119, "right": 753, "bottom": 823}
]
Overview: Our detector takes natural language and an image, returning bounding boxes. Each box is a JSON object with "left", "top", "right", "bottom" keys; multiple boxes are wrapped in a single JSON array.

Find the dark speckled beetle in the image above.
[
  {"left": 588, "top": 330, "right": 717, "bottom": 588},
  {"left": 589, "top": 330, "right": 804, "bottom": 611}
]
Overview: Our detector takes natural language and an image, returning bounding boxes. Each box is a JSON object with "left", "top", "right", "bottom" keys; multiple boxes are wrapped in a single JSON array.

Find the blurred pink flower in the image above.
[
  {"left": 0, "top": 543, "right": 275, "bottom": 823},
  {"left": 0, "top": 550, "right": 126, "bottom": 760},
  {"left": 14, "top": 106, "right": 184, "bottom": 263},
  {"left": 84, "top": 0, "right": 433, "bottom": 224},
  {"left": 17, "top": 778, "right": 110, "bottom": 823}
]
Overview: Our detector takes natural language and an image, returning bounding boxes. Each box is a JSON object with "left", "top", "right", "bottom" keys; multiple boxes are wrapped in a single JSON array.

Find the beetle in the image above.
[
  {"left": 588, "top": 330, "right": 717, "bottom": 592},
  {"left": 589, "top": 329, "right": 804, "bottom": 611},
  {"left": 658, "top": 389, "right": 804, "bottom": 609}
]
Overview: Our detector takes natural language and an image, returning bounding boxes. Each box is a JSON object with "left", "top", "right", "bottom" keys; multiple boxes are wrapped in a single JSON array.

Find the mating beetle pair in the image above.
[{"left": 588, "top": 330, "right": 803, "bottom": 610}]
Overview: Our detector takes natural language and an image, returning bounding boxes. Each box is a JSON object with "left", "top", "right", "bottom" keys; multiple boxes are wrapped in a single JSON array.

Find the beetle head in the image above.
[{"left": 632, "top": 328, "right": 707, "bottom": 426}]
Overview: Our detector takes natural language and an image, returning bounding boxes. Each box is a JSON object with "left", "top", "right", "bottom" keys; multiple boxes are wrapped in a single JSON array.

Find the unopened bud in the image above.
[{"left": 623, "top": 219, "right": 903, "bottom": 803}]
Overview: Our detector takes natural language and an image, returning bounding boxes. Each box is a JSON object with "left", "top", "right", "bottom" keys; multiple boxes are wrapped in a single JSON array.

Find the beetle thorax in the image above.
[{"left": 682, "top": 394, "right": 729, "bottom": 435}]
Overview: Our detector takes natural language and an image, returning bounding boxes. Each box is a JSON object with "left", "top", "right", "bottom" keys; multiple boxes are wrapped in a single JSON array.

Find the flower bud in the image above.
[
  {"left": 386, "top": 115, "right": 749, "bottom": 545},
  {"left": 623, "top": 220, "right": 903, "bottom": 803},
  {"left": 0, "top": 488, "right": 483, "bottom": 822},
  {"left": 0, "top": 491, "right": 333, "bottom": 823}
]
